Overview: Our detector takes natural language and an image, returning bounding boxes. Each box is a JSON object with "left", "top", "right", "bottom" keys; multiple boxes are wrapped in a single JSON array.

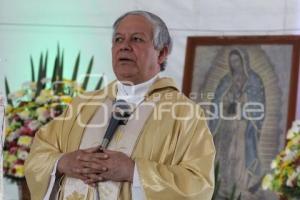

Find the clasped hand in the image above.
[{"left": 57, "top": 146, "right": 134, "bottom": 186}]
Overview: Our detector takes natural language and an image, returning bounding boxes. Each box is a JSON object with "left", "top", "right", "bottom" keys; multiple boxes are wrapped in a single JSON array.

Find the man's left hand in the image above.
[{"left": 79, "top": 149, "right": 135, "bottom": 185}]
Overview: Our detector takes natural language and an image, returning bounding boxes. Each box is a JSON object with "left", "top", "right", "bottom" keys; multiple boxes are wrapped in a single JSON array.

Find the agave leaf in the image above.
[
  {"left": 94, "top": 75, "right": 103, "bottom": 90},
  {"left": 57, "top": 43, "right": 60, "bottom": 67},
  {"left": 53, "top": 50, "right": 64, "bottom": 94},
  {"left": 72, "top": 52, "right": 80, "bottom": 81},
  {"left": 42, "top": 51, "right": 48, "bottom": 89},
  {"left": 59, "top": 50, "right": 64, "bottom": 81},
  {"left": 81, "top": 56, "right": 94, "bottom": 90},
  {"left": 35, "top": 53, "right": 44, "bottom": 97},
  {"left": 4, "top": 77, "right": 12, "bottom": 105},
  {"left": 38, "top": 53, "right": 44, "bottom": 85},
  {"left": 30, "top": 56, "right": 35, "bottom": 82},
  {"left": 4, "top": 77, "right": 10, "bottom": 96},
  {"left": 44, "top": 50, "right": 48, "bottom": 77},
  {"left": 52, "top": 55, "right": 59, "bottom": 83}
]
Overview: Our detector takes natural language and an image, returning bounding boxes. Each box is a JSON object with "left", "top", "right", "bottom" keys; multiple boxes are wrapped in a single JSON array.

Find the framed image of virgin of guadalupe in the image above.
[{"left": 182, "top": 36, "right": 300, "bottom": 200}]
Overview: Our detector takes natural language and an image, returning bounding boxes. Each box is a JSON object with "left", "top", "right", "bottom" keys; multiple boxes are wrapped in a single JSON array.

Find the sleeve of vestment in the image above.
[
  {"left": 135, "top": 109, "right": 216, "bottom": 200},
  {"left": 24, "top": 106, "right": 71, "bottom": 200}
]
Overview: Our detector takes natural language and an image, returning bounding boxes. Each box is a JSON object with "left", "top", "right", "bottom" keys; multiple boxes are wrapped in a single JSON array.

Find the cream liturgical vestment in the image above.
[{"left": 25, "top": 77, "right": 216, "bottom": 200}]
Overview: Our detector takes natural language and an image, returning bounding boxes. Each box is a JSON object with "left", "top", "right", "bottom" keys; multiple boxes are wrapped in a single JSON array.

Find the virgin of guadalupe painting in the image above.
[
  {"left": 182, "top": 36, "right": 300, "bottom": 200},
  {"left": 208, "top": 47, "right": 278, "bottom": 200}
]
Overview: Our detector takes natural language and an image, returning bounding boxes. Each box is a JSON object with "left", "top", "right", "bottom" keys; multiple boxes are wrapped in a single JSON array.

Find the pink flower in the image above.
[
  {"left": 28, "top": 120, "right": 42, "bottom": 132},
  {"left": 20, "top": 126, "right": 33, "bottom": 135}
]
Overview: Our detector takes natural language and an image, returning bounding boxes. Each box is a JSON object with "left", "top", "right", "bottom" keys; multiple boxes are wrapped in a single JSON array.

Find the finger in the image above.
[
  {"left": 73, "top": 166, "right": 102, "bottom": 174},
  {"left": 81, "top": 162, "right": 108, "bottom": 172},
  {"left": 83, "top": 146, "right": 101, "bottom": 153},
  {"left": 94, "top": 153, "right": 109, "bottom": 159},
  {"left": 77, "top": 153, "right": 109, "bottom": 162},
  {"left": 102, "top": 149, "right": 116, "bottom": 154},
  {"left": 98, "top": 171, "right": 112, "bottom": 180},
  {"left": 85, "top": 175, "right": 105, "bottom": 184},
  {"left": 71, "top": 172, "right": 88, "bottom": 181}
]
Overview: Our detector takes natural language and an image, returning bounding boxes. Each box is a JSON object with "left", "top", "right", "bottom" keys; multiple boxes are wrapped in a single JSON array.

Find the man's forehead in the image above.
[
  {"left": 114, "top": 31, "right": 147, "bottom": 36},
  {"left": 115, "top": 15, "right": 153, "bottom": 33}
]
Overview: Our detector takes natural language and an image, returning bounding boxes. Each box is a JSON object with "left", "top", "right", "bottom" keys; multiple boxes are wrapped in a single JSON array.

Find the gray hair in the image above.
[{"left": 112, "top": 10, "right": 173, "bottom": 71}]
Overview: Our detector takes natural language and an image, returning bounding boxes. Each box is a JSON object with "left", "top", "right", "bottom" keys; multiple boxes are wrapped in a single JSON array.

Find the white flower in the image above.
[
  {"left": 22, "top": 81, "right": 36, "bottom": 90},
  {"left": 17, "top": 150, "right": 29, "bottom": 160},
  {"left": 8, "top": 90, "right": 26, "bottom": 100},
  {"left": 287, "top": 120, "right": 300, "bottom": 139},
  {"left": 36, "top": 107, "right": 50, "bottom": 122},
  {"left": 36, "top": 96, "right": 48, "bottom": 104},
  {"left": 270, "top": 160, "right": 277, "bottom": 169},
  {"left": 283, "top": 149, "right": 297, "bottom": 162},
  {"left": 286, "top": 172, "right": 298, "bottom": 187},
  {"left": 287, "top": 130, "right": 296, "bottom": 139},
  {"left": 40, "top": 89, "right": 53, "bottom": 97},
  {"left": 28, "top": 120, "right": 42, "bottom": 131},
  {"left": 5, "top": 131, "right": 20, "bottom": 142},
  {"left": 262, "top": 174, "right": 273, "bottom": 190},
  {"left": 18, "top": 110, "right": 30, "bottom": 120}
]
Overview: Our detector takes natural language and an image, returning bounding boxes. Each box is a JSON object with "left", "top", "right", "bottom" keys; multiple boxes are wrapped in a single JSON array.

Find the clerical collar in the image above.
[{"left": 116, "top": 74, "right": 159, "bottom": 105}]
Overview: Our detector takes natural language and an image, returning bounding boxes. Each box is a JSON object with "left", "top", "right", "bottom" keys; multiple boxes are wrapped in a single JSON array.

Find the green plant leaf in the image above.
[
  {"left": 52, "top": 55, "right": 59, "bottom": 83},
  {"left": 94, "top": 75, "right": 103, "bottom": 90},
  {"left": 42, "top": 51, "right": 48, "bottom": 89},
  {"left": 4, "top": 76, "right": 10, "bottom": 96},
  {"left": 38, "top": 53, "right": 44, "bottom": 80},
  {"left": 35, "top": 53, "right": 44, "bottom": 97},
  {"left": 30, "top": 55, "right": 35, "bottom": 82},
  {"left": 82, "top": 56, "right": 94, "bottom": 90},
  {"left": 57, "top": 43, "right": 60, "bottom": 63},
  {"left": 53, "top": 43, "right": 60, "bottom": 82},
  {"left": 59, "top": 50, "right": 64, "bottom": 81},
  {"left": 72, "top": 52, "right": 80, "bottom": 81},
  {"left": 4, "top": 77, "right": 12, "bottom": 105},
  {"left": 44, "top": 50, "right": 48, "bottom": 77}
]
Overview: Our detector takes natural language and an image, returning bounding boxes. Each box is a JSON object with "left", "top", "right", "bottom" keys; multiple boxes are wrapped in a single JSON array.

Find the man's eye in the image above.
[
  {"left": 114, "top": 37, "right": 123, "bottom": 43},
  {"left": 133, "top": 37, "right": 144, "bottom": 42}
]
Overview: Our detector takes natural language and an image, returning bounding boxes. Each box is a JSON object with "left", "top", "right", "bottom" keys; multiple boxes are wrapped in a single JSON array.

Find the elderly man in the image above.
[{"left": 25, "top": 11, "right": 215, "bottom": 200}]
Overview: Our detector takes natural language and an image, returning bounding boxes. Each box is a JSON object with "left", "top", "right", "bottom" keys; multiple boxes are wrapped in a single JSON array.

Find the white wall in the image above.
[
  {"left": 1, "top": 0, "right": 300, "bottom": 199},
  {"left": 1, "top": 0, "right": 300, "bottom": 92}
]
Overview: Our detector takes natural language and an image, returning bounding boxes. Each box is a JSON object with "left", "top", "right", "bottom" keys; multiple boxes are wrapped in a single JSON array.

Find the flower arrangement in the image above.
[
  {"left": 262, "top": 120, "right": 300, "bottom": 199},
  {"left": 3, "top": 46, "right": 103, "bottom": 181}
]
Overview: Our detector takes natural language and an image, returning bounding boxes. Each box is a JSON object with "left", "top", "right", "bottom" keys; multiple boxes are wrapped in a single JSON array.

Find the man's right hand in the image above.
[{"left": 57, "top": 146, "right": 109, "bottom": 181}]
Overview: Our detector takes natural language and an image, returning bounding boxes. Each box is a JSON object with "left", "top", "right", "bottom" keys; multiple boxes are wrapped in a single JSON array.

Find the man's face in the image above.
[{"left": 112, "top": 15, "right": 162, "bottom": 85}]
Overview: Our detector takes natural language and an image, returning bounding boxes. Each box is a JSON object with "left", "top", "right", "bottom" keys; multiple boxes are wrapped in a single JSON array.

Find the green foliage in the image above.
[
  {"left": 4, "top": 77, "right": 12, "bottom": 105},
  {"left": 35, "top": 53, "right": 46, "bottom": 98},
  {"left": 4, "top": 44, "right": 103, "bottom": 103},
  {"left": 82, "top": 56, "right": 94, "bottom": 90},
  {"left": 72, "top": 52, "right": 80, "bottom": 81},
  {"left": 95, "top": 75, "right": 103, "bottom": 90},
  {"left": 30, "top": 56, "right": 35, "bottom": 82}
]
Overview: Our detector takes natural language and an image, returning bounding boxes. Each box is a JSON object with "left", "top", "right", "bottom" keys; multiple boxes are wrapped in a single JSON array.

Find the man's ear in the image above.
[{"left": 158, "top": 47, "right": 168, "bottom": 65}]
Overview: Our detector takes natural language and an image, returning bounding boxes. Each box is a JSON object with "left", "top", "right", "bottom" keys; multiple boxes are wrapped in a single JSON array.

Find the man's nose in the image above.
[{"left": 120, "top": 40, "right": 132, "bottom": 51}]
